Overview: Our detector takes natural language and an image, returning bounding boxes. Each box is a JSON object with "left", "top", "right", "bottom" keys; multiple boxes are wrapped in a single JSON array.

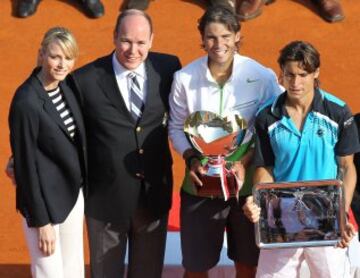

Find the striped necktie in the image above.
[{"left": 128, "top": 72, "right": 144, "bottom": 120}]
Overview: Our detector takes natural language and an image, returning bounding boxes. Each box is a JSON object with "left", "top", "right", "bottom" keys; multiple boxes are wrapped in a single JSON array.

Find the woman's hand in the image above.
[
  {"left": 5, "top": 156, "right": 16, "bottom": 186},
  {"left": 38, "top": 224, "right": 56, "bottom": 256}
]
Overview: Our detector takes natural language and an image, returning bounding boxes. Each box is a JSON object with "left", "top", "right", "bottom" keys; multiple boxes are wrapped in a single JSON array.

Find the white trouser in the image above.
[
  {"left": 23, "top": 189, "right": 84, "bottom": 278},
  {"left": 256, "top": 246, "right": 351, "bottom": 278},
  {"left": 349, "top": 233, "right": 360, "bottom": 276}
]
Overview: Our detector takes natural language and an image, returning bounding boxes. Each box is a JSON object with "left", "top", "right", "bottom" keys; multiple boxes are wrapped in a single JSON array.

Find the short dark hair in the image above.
[
  {"left": 114, "top": 9, "right": 153, "bottom": 35},
  {"left": 278, "top": 41, "right": 320, "bottom": 74},
  {"left": 198, "top": 5, "right": 241, "bottom": 38}
]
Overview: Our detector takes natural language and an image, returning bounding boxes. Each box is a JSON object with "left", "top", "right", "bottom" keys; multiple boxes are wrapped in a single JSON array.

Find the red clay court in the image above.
[{"left": 0, "top": 0, "right": 359, "bottom": 276}]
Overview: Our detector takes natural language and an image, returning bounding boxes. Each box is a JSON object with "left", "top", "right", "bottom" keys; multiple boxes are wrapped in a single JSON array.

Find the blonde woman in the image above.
[{"left": 8, "top": 27, "right": 86, "bottom": 278}]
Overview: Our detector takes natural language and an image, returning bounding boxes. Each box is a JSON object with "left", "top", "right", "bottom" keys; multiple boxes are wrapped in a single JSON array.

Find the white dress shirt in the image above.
[{"left": 112, "top": 53, "right": 147, "bottom": 111}]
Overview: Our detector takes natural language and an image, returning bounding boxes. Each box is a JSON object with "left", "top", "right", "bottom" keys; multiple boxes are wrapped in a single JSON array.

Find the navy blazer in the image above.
[
  {"left": 9, "top": 68, "right": 87, "bottom": 227},
  {"left": 71, "top": 52, "right": 181, "bottom": 224}
]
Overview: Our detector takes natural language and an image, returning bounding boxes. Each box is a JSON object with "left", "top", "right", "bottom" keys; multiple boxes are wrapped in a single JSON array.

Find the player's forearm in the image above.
[
  {"left": 341, "top": 163, "right": 356, "bottom": 212},
  {"left": 338, "top": 155, "right": 357, "bottom": 212},
  {"left": 253, "top": 166, "right": 274, "bottom": 185}
]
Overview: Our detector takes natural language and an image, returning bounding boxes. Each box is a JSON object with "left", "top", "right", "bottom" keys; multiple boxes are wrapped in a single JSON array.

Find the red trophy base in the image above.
[{"left": 197, "top": 174, "right": 238, "bottom": 198}]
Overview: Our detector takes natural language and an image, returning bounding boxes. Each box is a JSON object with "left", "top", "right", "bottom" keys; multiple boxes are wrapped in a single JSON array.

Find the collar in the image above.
[
  {"left": 203, "top": 52, "right": 240, "bottom": 85},
  {"left": 29, "top": 67, "right": 57, "bottom": 101},
  {"left": 270, "top": 88, "right": 325, "bottom": 119},
  {"left": 112, "top": 52, "right": 146, "bottom": 80},
  {"left": 31, "top": 67, "right": 44, "bottom": 85},
  {"left": 31, "top": 66, "right": 42, "bottom": 77}
]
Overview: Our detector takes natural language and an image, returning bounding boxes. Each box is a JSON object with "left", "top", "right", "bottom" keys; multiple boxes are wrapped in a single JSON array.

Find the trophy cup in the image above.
[{"left": 184, "top": 111, "right": 250, "bottom": 200}]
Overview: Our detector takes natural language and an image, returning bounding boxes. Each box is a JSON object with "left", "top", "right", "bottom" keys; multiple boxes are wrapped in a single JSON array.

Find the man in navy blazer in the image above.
[{"left": 71, "top": 9, "right": 181, "bottom": 278}]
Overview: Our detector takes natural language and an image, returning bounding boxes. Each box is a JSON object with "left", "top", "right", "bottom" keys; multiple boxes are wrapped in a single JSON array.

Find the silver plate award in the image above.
[{"left": 253, "top": 180, "right": 345, "bottom": 249}]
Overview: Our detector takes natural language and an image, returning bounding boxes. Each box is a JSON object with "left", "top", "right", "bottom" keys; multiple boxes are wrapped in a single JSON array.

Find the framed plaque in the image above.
[{"left": 253, "top": 180, "right": 345, "bottom": 249}]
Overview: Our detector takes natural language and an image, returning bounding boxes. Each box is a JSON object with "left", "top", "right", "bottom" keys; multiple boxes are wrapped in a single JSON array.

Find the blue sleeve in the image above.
[{"left": 335, "top": 106, "right": 360, "bottom": 156}]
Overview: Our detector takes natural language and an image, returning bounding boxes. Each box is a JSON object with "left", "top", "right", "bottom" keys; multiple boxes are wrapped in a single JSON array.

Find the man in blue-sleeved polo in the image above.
[{"left": 243, "top": 40, "right": 360, "bottom": 278}]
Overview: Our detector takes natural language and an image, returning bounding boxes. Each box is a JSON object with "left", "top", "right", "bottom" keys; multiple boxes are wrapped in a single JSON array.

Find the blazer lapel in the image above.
[
  {"left": 61, "top": 80, "right": 88, "bottom": 179},
  {"left": 141, "top": 58, "right": 161, "bottom": 121},
  {"left": 96, "top": 55, "right": 134, "bottom": 123},
  {"left": 61, "top": 81, "right": 86, "bottom": 141},
  {"left": 29, "top": 74, "right": 72, "bottom": 140}
]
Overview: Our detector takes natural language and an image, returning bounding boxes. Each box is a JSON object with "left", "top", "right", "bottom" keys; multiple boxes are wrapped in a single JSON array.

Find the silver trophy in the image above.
[
  {"left": 184, "top": 111, "right": 250, "bottom": 200},
  {"left": 253, "top": 180, "right": 345, "bottom": 249}
]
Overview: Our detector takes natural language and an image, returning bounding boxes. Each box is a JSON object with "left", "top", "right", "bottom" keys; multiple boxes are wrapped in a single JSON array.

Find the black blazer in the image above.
[
  {"left": 9, "top": 68, "right": 87, "bottom": 227},
  {"left": 71, "top": 52, "right": 181, "bottom": 224}
]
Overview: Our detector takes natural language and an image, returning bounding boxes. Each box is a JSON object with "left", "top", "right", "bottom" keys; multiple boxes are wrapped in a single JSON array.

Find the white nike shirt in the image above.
[{"left": 169, "top": 53, "right": 282, "bottom": 155}]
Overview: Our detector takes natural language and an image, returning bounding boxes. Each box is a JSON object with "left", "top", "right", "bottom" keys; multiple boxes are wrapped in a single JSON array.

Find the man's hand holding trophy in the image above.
[{"left": 183, "top": 111, "right": 252, "bottom": 200}]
